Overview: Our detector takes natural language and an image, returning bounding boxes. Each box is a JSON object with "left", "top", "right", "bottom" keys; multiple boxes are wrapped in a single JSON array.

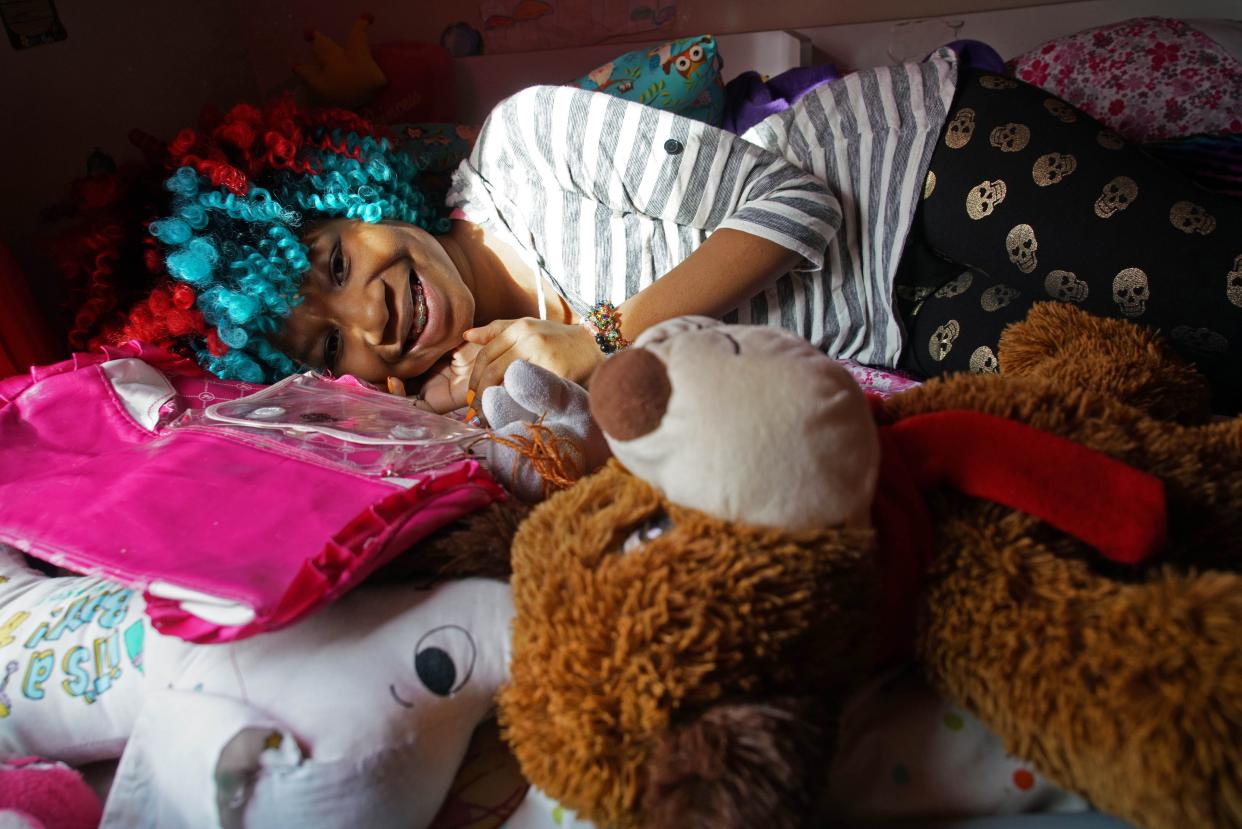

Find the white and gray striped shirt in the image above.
[{"left": 448, "top": 51, "right": 957, "bottom": 367}]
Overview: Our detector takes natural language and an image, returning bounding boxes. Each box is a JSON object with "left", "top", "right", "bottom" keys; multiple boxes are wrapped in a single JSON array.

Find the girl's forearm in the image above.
[{"left": 615, "top": 229, "right": 803, "bottom": 340}]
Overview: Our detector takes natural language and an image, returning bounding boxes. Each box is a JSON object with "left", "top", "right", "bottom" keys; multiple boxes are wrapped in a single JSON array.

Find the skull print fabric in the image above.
[{"left": 893, "top": 69, "right": 1242, "bottom": 413}]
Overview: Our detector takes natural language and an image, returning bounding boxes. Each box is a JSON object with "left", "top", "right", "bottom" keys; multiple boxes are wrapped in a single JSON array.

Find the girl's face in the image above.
[{"left": 277, "top": 219, "right": 476, "bottom": 383}]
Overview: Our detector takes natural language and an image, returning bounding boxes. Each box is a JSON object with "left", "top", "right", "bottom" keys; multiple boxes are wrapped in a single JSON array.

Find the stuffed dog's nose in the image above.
[{"left": 589, "top": 349, "right": 671, "bottom": 441}]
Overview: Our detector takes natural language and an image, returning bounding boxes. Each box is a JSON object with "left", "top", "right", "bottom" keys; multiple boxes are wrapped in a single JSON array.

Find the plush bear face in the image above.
[{"left": 500, "top": 461, "right": 875, "bottom": 829}]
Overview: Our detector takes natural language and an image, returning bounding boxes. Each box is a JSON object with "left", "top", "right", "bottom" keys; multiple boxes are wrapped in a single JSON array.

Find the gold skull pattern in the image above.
[
  {"left": 978, "top": 75, "right": 1018, "bottom": 90},
  {"left": 1095, "top": 176, "right": 1138, "bottom": 219},
  {"left": 896, "top": 285, "right": 934, "bottom": 303},
  {"left": 1005, "top": 224, "right": 1038, "bottom": 273},
  {"left": 1112, "top": 267, "right": 1150, "bottom": 317},
  {"left": 968, "top": 345, "right": 1000, "bottom": 374},
  {"left": 1096, "top": 130, "right": 1125, "bottom": 150},
  {"left": 966, "top": 179, "right": 1007, "bottom": 220},
  {"left": 989, "top": 123, "right": 1031, "bottom": 153},
  {"left": 1044, "top": 269, "right": 1089, "bottom": 303},
  {"left": 923, "top": 170, "right": 936, "bottom": 199},
  {"left": 1043, "top": 99, "right": 1078, "bottom": 123},
  {"left": 980, "top": 284, "right": 1020, "bottom": 312},
  {"left": 1171, "top": 326, "right": 1229, "bottom": 354},
  {"left": 929, "top": 320, "right": 961, "bottom": 361},
  {"left": 1032, "top": 153, "right": 1077, "bottom": 187},
  {"left": 1228, "top": 255, "right": 1242, "bottom": 309},
  {"left": 934, "top": 271, "right": 974, "bottom": 299},
  {"left": 1169, "top": 201, "right": 1217, "bottom": 235},
  {"left": 945, "top": 108, "right": 976, "bottom": 149}
]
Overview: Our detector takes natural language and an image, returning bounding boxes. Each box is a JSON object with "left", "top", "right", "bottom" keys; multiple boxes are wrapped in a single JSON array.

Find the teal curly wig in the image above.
[{"left": 111, "top": 97, "right": 447, "bottom": 384}]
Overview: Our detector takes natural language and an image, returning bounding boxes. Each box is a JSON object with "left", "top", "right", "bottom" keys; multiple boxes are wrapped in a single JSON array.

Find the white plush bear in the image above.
[{"left": 0, "top": 546, "right": 512, "bottom": 829}]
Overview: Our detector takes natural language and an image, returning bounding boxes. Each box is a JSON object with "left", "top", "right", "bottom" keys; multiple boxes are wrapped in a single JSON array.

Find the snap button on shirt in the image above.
[{"left": 663, "top": 139, "right": 684, "bottom": 155}]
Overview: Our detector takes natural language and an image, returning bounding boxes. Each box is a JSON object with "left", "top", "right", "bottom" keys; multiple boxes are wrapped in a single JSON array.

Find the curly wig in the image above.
[{"left": 60, "top": 96, "right": 445, "bottom": 383}]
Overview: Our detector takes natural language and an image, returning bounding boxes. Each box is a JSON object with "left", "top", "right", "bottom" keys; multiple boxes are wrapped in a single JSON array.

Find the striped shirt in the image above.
[{"left": 448, "top": 51, "right": 958, "bottom": 367}]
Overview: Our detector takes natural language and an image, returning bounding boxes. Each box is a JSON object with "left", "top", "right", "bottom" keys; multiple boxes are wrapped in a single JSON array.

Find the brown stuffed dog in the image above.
[{"left": 495, "top": 303, "right": 1242, "bottom": 829}]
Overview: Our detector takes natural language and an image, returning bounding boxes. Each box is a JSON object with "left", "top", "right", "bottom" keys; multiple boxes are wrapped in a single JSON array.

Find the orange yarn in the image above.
[{"left": 486, "top": 419, "right": 584, "bottom": 498}]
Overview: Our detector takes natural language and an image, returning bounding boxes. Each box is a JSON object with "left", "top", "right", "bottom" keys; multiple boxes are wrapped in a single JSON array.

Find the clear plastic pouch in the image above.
[{"left": 169, "top": 372, "right": 482, "bottom": 481}]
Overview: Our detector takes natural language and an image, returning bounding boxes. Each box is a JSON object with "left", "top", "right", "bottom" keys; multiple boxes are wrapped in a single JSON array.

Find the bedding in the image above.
[
  {"left": 505, "top": 667, "right": 1090, "bottom": 828},
  {"left": 1008, "top": 16, "right": 1242, "bottom": 141},
  {"left": 719, "top": 63, "right": 841, "bottom": 135}
]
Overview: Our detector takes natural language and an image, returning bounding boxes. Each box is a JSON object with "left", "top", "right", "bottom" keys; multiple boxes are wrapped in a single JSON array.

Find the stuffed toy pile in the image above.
[
  {"left": 496, "top": 303, "right": 1242, "bottom": 829},
  {"left": 3, "top": 302, "right": 1238, "bottom": 828}
]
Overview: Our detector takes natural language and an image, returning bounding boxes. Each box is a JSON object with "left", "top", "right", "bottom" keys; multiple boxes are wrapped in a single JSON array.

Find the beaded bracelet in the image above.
[{"left": 581, "top": 301, "right": 631, "bottom": 355}]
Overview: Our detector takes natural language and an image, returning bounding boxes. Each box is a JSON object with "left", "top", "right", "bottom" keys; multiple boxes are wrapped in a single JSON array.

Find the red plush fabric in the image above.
[
  {"left": 869, "top": 426, "right": 939, "bottom": 666},
  {"left": 868, "top": 406, "right": 1169, "bottom": 665},
  {"left": 0, "top": 241, "right": 57, "bottom": 378},
  {"left": 888, "top": 411, "right": 1167, "bottom": 566},
  {"left": 361, "top": 42, "right": 456, "bottom": 126}
]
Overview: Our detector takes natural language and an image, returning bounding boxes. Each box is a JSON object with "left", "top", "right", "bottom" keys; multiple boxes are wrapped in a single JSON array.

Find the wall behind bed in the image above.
[
  {"left": 0, "top": 0, "right": 260, "bottom": 343},
  {"left": 447, "top": 0, "right": 1241, "bottom": 123},
  {"left": 793, "top": 0, "right": 1241, "bottom": 74}
]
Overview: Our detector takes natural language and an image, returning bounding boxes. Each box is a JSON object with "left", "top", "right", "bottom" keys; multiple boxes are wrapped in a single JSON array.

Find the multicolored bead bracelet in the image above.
[{"left": 582, "top": 301, "right": 631, "bottom": 355}]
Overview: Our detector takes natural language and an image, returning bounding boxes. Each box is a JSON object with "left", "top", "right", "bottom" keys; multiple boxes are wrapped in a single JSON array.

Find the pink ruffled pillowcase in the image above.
[{"left": 1008, "top": 16, "right": 1242, "bottom": 142}]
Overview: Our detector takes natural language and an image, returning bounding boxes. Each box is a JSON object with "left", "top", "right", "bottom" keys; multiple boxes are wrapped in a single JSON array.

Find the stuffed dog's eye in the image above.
[{"left": 622, "top": 511, "right": 675, "bottom": 554}]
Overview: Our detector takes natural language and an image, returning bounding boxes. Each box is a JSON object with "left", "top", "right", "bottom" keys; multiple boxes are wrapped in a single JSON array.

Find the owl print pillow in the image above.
[{"left": 568, "top": 34, "right": 726, "bottom": 125}]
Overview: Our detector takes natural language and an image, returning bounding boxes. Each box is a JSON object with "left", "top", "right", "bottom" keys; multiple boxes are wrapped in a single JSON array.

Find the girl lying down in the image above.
[{"left": 65, "top": 50, "right": 1242, "bottom": 414}]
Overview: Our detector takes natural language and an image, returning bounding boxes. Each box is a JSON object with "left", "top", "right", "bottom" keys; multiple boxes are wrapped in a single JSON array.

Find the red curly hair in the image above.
[{"left": 54, "top": 96, "right": 388, "bottom": 357}]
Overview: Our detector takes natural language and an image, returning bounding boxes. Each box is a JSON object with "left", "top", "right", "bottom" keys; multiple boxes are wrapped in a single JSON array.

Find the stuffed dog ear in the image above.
[{"left": 642, "top": 695, "right": 836, "bottom": 829}]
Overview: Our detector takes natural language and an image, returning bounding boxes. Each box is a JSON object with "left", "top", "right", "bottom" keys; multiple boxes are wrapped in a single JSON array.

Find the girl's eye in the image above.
[
  {"left": 330, "top": 242, "right": 346, "bottom": 286},
  {"left": 323, "top": 328, "right": 342, "bottom": 372}
]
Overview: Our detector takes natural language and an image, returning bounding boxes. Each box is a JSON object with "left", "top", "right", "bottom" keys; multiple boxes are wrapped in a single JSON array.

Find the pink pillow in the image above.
[{"left": 1008, "top": 17, "right": 1242, "bottom": 142}]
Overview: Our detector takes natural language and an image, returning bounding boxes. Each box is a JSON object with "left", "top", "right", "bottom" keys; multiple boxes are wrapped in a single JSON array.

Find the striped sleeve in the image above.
[
  {"left": 452, "top": 85, "right": 840, "bottom": 272},
  {"left": 741, "top": 53, "right": 957, "bottom": 366}
]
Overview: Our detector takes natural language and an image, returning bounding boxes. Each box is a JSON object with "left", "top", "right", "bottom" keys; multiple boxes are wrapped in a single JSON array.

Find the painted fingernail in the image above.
[
  {"left": 465, "top": 389, "right": 475, "bottom": 406},
  {"left": 464, "top": 407, "right": 477, "bottom": 423},
  {"left": 387, "top": 376, "right": 405, "bottom": 396},
  {"left": 303, "top": 26, "right": 316, "bottom": 42}
]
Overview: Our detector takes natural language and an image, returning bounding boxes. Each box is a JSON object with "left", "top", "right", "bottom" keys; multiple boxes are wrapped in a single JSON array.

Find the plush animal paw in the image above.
[
  {"left": 998, "top": 301, "right": 1211, "bottom": 422},
  {"left": 479, "top": 361, "right": 610, "bottom": 503}
]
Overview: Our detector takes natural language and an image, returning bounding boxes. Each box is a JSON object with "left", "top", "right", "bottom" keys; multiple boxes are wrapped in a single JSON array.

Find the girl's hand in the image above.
[
  {"left": 412, "top": 342, "right": 483, "bottom": 413},
  {"left": 463, "top": 318, "right": 603, "bottom": 400},
  {"left": 385, "top": 376, "right": 438, "bottom": 413}
]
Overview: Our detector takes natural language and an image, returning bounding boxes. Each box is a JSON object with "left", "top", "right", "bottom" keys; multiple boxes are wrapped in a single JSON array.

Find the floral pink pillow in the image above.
[
  {"left": 1008, "top": 17, "right": 1242, "bottom": 142},
  {"left": 836, "top": 358, "right": 921, "bottom": 399}
]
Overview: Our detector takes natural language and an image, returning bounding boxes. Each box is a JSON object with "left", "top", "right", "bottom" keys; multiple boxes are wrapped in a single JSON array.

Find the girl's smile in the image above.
[{"left": 277, "top": 219, "right": 476, "bottom": 383}]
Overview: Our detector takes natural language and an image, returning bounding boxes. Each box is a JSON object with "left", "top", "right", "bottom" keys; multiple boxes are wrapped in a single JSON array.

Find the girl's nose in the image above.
[{"left": 330, "top": 275, "right": 389, "bottom": 347}]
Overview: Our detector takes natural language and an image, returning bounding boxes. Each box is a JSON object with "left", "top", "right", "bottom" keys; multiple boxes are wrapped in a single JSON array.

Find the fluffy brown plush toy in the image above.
[{"left": 495, "top": 303, "right": 1242, "bottom": 829}]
